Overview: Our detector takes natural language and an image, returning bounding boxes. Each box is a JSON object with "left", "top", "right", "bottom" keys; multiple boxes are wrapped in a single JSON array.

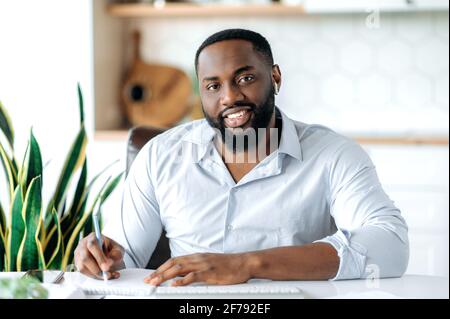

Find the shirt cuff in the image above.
[{"left": 314, "top": 229, "right": 367, "bottom": 280}]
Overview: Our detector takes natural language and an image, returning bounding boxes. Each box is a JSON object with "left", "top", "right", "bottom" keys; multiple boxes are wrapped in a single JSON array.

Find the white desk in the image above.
[{"left": 0, "top": 273, "right": 448, "bottom": 299}]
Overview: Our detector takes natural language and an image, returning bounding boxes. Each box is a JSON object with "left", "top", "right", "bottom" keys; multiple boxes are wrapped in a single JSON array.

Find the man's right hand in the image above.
[{"left": 74, "top": 233, "right": 125, "bottom": 280}]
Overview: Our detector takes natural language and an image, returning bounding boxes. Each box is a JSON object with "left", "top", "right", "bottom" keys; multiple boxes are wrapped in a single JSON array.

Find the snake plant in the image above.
[{"left": 0, "top": 84, "right": 123, "bottom": 271}]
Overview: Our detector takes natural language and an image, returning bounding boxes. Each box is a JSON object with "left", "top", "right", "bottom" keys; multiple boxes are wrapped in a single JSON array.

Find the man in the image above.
[{"left": 75, "top": 29, "right": 409, "bottom": 286}]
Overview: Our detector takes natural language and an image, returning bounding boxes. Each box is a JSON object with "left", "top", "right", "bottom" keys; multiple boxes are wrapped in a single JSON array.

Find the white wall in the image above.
[
  {"left": 0, "top": 0, "right": 95, "bottom": 215},
  {"left": 124, "top": 11, "right": 449, "bottom": 136}
]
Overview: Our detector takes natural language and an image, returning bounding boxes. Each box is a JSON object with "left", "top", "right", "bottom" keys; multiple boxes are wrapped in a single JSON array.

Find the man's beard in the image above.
[{"left": 202, "top": 86, "right": 276, "bottom": 153}]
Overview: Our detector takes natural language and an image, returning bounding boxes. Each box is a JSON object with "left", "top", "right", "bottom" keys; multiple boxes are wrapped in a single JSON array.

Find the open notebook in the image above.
[
  {"left": 79, "top": 269, "right": 157, "bottom": 296},
  {"left": 77, "top": 269, "right": 304, "bottom": 298}
]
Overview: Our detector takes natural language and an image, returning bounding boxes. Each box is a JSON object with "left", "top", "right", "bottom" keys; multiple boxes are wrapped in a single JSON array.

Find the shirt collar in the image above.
[
  {"left": 277, "top": 108, "right": 303, "bottom": 161},
  {"left": 181, "top": 107, "right": 303, "bottom": 162}
]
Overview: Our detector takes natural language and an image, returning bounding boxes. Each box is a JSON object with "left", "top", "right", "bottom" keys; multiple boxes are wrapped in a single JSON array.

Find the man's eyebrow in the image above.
[
  {"left": 202, "top": 75, "right": 219, "bottom": 83},
  {"left": 233, "top": 65, "right": 255, "bottom": 75},
  {"left": 202, "top": 65, "right": 255, "bottom": 82}
]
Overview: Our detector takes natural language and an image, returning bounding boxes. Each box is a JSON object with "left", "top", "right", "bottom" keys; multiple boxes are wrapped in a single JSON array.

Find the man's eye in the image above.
[
  {"left": 238, "top": 75, "right": 254, "bottom": 84},
  {"left": 206, "top": 84, "right": 219, "bottom": 91}
]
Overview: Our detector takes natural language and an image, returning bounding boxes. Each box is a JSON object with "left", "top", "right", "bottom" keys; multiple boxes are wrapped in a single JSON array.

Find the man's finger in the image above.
[
  {"left": 146, "top": 257, "right": 182, "bottom": 281},
  {"left": 171, "top": 272, "right": 203, "bottom": 287},
  {"left": 108, "top": 248, "right": 123, "bottom": 262},
  {"left": 79, "top": 255, "right": 118, "bottom": 280},
  {"left": 78, "top": 250, "right": 103, "bottom": 278},
  {"left": 145, "top": 262, "right": 195, "bottom": 285},
  {"left": 86, "top": 238, "right": 111, "bottom": 271}
]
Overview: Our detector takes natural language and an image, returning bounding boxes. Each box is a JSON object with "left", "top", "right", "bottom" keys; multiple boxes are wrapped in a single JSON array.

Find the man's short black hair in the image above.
[{"left": 195, "top": 29, "right": 274, "bottom": 73}]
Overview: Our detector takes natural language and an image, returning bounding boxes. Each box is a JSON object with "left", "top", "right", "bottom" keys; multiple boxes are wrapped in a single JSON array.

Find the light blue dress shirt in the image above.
[{"left": 103, "top": 109, "right": 409, "bottom": 280}]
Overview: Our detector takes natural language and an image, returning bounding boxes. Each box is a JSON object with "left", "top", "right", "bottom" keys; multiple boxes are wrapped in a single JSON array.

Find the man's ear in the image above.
[{"left": 272, "top": 64, "right": 282, "bottom": 92}]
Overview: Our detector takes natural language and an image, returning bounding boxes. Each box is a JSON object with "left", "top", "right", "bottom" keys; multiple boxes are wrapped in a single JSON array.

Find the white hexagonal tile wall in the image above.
[
  {"left": 131, "top": 11, "right": 448, "bottom": 135},
  {"left": 321, "top": 74, "right": 354, "bottom": 108},
  {"left": 395, "top": 12, "right": 434, "bottom": 44},
  {"left": 298, "top": 41, "right": 336, "bottom": 76},
  {"left": 278, "top": 18, "right": 318, "bottom": 45},
  {"left": 356, "top": 74, "right": 392, "bottom": 108},
  {"left": 340, "top": 41, "right": 374, "bottom": 76},
  {"left": 284, "top": 73, "right": 319, "bottom": 109},
  {"left": 396, "top": 73, "right": 433, "bottom": 109},
  {"left": 378, "top": 40, "right": 414, "bottom": 76},
  {"left": 435, "top": 74, "right": 449, "bottom": 109},
  {"left": 415, "top": 38, "right": 449, "bottom": 76},
  {"left": 434, "top": 12, "right": 449, "bottom": 40},
  {"left": 318, "top": 15, "right": 355, "bottom": 44}
]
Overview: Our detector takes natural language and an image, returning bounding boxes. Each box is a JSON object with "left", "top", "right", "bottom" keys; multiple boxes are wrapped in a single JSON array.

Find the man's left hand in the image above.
[{"left": 143, "top": 253, "right": 253, "bottom": 286}]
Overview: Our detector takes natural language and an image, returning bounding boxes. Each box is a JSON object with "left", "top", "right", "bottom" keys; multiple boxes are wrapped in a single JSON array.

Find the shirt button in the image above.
[{"left": 227, "top": 224, "right": 233, "bottom": 231}]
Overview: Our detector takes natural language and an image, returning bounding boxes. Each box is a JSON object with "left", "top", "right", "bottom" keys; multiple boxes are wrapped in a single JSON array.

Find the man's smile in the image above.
[{"left": 222, "top": 107, "right": 253, "bottom": 128}]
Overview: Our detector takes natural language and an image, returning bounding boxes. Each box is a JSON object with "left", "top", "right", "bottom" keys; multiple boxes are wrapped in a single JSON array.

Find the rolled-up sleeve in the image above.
[
  {"left": 315, "top": 140, "right": 409, "bottom": 280},
  {"left": 103, "top": 141, "right": 162, "bottom": 269}
]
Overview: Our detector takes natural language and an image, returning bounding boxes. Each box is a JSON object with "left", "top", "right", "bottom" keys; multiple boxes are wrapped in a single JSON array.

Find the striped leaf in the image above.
[
  {"left": 46, "top": 207, "right": 63, "bottom": 270},
  {"left": 0, "top": 100, "right": 14, "bottom": 150},
  {"left": 82, "top": 212, "right": 93, "bottom": 239},
  {"left": 21, "top": 130, "right": 43, "bottom": 193},
  {"left": 36, "top": 217, "right": 46, "bottom": 270},
  {"left": 45, "top": 126, "right": 87, "bottom": 229},
  {"left": 61, "top": 159, "right": 117, "bottom": 248},
  {"left": 77, "top": 83, "right": 85, "bottom": 125},
  {"left": 17, "top": 176, "right": 42, "bottom": 271},
  {"left": 7, "top": 185, "right": 25, "bottom": 271},
  {"left": 0, "top": 224, "right": 5, "bottom": 271},
  {"left": 61, "top": 176, "right": 112, "bottom": 269},
  {"left": 0, "top": 142, "right": 18, "bottom": 200},
  {"left": 0, "top": 201, "right": 6, "bottom": 240},
  {"left": 62, "top": 172, "right": 122, "bottom": 269},
  {"left": 100, "top": 172, "right": 123, "bottom": 204},
  {"left": 59, "top": 159, "right": 87, "bottom": 244},
  {"left": 17, "top": 142, "right": 29, "bottom": 189}
]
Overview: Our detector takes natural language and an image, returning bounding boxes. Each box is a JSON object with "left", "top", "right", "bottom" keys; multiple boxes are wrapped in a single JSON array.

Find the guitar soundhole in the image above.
[{"left": 129, "top": 84, "right": 146, "bottom": 102}]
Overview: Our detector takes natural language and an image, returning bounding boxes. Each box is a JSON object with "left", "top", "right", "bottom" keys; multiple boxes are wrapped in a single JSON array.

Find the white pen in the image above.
[{"left": 93, "top": 211, "right": 108, "bottom": 282}]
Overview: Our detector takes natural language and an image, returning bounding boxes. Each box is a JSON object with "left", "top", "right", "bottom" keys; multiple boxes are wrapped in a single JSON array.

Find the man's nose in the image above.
[{"left": 220, "top": 83, "right": 244, "bottom": 107}]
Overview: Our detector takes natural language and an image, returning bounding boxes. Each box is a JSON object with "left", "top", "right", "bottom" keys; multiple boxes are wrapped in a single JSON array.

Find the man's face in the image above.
[{"left": 197, "top": 40, "right": 279, "bottom": 145}]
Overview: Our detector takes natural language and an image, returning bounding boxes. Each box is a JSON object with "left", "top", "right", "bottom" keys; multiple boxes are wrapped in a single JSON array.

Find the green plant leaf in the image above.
[
  {"left": 61, "top": 172, "right": 122, "bottom": 269},
  {"left": 7, "top": 185, "right": 25, "bottom": 272},
  {"left": 20, "top": 130, "right": 43, "bottom": 194},
  {"left": 0, "top": 201, "right": 6, "bottom": 241},
  {"left": 0, "top": 142, "right": 18, "bottom": 200},
  {"left": 46, "top": 207, "right": 63, "bottom": 270},
  {"left": 59, "top": 159, "right": 87, "bottom": 241},
  {"left": 100, "top": 172, "right": 123, "bottom": 204},
  {"left": 45, "top": 126, "right": 87, "bottom": 229},
  {"left": 82, "top": 213, "right": 93, "bottom": 238},
  {"left": 0, "top": 224, "right": 5, "bottom": 271},
  {"left": 66, "top": 231, "right": 81, "bottom": 267},
  {"left": 17, "top": 142, "right": 29, "bottom": 188},
  {"left": 77, "top": 83, "right": 85, "bottom": 125},
  {"left": 17, "top": 176, "right": 42, "bottom": 271},
  {"left": 0, "top": 100, "right": 15, "bottom": 150},
  {"left": 61, "top": 176, "right": 111, "bottom": 269},
  {"left": 61, "top": 159, "right": 117, "bottom": 248}
]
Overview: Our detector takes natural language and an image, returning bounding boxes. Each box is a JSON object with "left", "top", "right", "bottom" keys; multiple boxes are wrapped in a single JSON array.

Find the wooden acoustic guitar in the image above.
[{"left": 121, "top": 30, "right": 193, "bottom": 128}]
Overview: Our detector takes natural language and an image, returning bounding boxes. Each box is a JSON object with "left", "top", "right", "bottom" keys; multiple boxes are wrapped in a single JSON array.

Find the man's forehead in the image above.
[{"left": 197, "top": 39, "right": 265, "bottom": 76}]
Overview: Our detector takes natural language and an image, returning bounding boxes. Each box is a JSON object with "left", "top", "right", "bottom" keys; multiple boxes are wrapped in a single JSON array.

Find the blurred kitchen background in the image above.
[{"left": 0, "top": 0, "right": 448, "bottom": 277}]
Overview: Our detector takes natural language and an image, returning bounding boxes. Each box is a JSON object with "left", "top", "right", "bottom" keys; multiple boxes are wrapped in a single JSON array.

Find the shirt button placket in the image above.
[{"left": 223, "top": 188, "right": 236, "bottom": 252}]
